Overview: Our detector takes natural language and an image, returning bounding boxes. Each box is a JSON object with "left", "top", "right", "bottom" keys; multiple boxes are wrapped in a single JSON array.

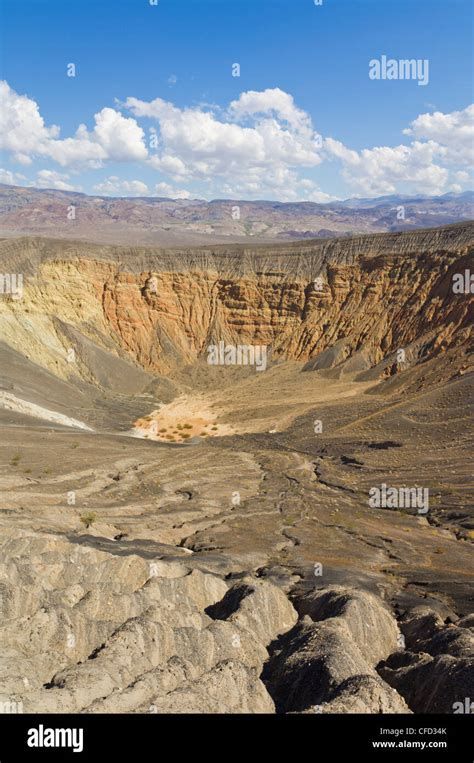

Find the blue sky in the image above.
[{"left": 1, "top": 0, "right": 473, "bottom": 201}]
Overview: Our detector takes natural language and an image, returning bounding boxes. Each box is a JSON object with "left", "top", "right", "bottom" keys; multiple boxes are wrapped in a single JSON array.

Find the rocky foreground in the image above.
[{"left": 1, "top": 526, "right": 472, "bottom": 714}]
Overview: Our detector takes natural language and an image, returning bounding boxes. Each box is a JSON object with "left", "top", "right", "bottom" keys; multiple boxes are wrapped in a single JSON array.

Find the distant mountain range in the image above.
[{"left": 0, "top": 183, "right": 472, "bottom": 246}]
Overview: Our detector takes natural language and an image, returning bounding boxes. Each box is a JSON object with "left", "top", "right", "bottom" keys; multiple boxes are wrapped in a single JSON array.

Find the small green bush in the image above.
[{"left": 80, "top": 512, "right": 97, "bottom": 529}]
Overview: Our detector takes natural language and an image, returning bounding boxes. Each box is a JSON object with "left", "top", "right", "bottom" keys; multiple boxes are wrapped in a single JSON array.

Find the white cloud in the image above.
[
  {"left": 32, "top": 169, "right": 77, "bottom": 191},
  {"left": 216, "top": 171, "right": 333, "bottom": 203},
  {"left": 324, "top": 138, "right": 359, "bottom": 166},
  {"left": 326, "top": 139, "right": 449, "bottom": 196},
  {"left": 1, "top": 80, "right": 472, "bottom": 200},
  {"left": 125, "top": 87, "right": 323, "bottom": 199},
  {"left": 297, "top": 178, "right": 334, "bottom": 203},
  {"left": 325, "top": 105, "right": 474, "bottom": 196},
  {"left": 149, "top": 153, "right": 188, "bottom": 178},
  {"left": 0, "top": 81, "right": 59, "bottom": 159},
  {"left": 154, "top": 182, "right": 191, "bottom": 199},
  {"left": 127, "top": 95, "right": 265, "bottom": 164},
  {"left": 14, "top": 153, "right": 34, "bottom": 166},
  {"left": 0, "top": 168, "right": 26, "bottom": 184},
  {"left": 92, "top": 177, "right": 191, "bottom": 199},
  {"left": 0, "top": 81, "right": 147, "bottom": 168},
  {"left": 93, "top": 177, "right": 150, "bottom": 196},
  {"left": 229, "top": 88, "right": 312, "bottom": 132},
  {"left": 90, "top": 108, "right": 147, "bottom": 162},
  {"left": 403, "top": 105, "right": 474, "bottom": 165},
  {"left": 454, "top": 170, "right": 470, "bottom": 182},
  {"left": 0, "top": 167, "right": 78, "bottom": 191}
]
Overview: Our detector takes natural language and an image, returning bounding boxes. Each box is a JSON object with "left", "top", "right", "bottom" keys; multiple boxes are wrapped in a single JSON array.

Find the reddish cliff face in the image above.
[
  {"left": 0, "top": 224, "right": 472, "bottom": 380},
  {"left": 97, "top": 255, "right": 472, "bottom": 375}
]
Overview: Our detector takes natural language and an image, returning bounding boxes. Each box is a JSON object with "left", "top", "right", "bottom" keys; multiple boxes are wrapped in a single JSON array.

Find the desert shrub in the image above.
[{"left": 80, "top": 512, "right": 97, "bottom": 529}]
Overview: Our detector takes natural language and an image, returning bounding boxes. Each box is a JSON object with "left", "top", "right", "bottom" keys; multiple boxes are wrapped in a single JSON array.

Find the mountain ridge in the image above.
[{"left": 1, "top": 184, "right": 473, "bottom": 246}]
